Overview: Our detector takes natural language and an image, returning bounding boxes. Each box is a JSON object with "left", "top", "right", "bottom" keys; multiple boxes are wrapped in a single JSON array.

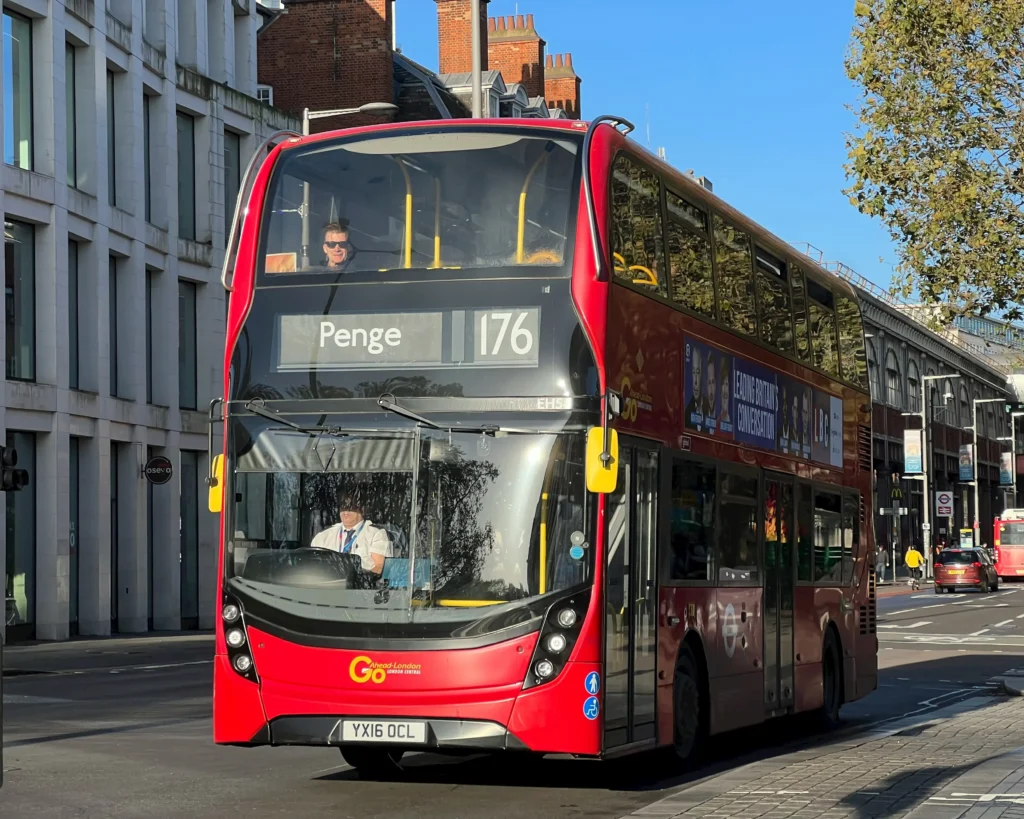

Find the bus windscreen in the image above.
[
  {"left": 258, "top": 130, "right": 580, "bottom": 280},
  {"left": 1000, "top": 522, "right": 1024, "bottom": 546}
]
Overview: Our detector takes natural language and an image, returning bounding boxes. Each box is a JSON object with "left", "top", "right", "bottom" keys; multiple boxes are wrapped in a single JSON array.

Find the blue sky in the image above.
[{"left": 396, "top": 0, "right": 897, "bottom": 290}]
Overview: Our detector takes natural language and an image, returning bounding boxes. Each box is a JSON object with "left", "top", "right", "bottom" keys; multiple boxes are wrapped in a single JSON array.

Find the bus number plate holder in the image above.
[{"left": 340, "top": 720, "right": 427, "bottom": 744}]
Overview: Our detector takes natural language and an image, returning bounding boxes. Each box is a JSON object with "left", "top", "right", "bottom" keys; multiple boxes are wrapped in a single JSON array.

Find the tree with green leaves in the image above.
[{"left": 845, "top": 0, "right": 1024, "bottom": 320}]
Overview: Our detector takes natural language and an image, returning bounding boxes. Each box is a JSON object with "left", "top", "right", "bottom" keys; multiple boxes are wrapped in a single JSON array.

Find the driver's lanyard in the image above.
[{"left": 339, "top": 521, "right": 367, "bottom": 553}]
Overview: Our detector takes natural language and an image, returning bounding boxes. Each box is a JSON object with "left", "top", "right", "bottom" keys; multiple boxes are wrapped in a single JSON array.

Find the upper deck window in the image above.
[
  {"left": 806, "top": 278, "right": 839, "bottom": 377},
  {"left": 712, "top": 215, "right": 757, "bottom": 337},
  {"left": 835, "top": 292, "right": 868, "bottom": 389},
  {"left": 666, "top": 191, "right": 715, "bottom": 318},
  {"left": 754, "top": 246, "right": 793, "bottom": 353},
  {"left": 258, "top": 129, "right": 580, "bottom": 283},
  {"left": 610, "top": 155, "right": 668, "bottom": 299}
]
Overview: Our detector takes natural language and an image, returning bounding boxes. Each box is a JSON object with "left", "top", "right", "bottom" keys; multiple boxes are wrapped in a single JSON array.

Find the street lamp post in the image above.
[
  {"left": 971, "top": 397, "right": 1004, "bottom": 547},
  {"left": 904, "top": 373, "right": 960, "bottom": 579},
  {"left": 298, "top": 102, "right": 399, "bottom": 268}
]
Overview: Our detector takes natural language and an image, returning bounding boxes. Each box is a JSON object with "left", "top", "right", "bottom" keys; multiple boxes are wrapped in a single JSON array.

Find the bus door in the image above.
[
  {"left": 603, "top": 439, "right": 659, "bottom": 749},
  {"left": 763, "top": 473, "right": 795, "bottom": 714}
]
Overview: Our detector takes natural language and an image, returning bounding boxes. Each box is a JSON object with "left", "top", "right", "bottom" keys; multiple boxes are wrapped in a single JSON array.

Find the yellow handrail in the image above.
[
  {"left": 539, "top": 490, "right": 549, "bottom": 594},
  {"left": 432, "top": 178, "right": 441, "bottom": 269},
  {"left": 517, "top": 151, "right": 550, "bottom": 263},
  {"left": 393, "top": 158, "right": 414, "bottom": 269}
]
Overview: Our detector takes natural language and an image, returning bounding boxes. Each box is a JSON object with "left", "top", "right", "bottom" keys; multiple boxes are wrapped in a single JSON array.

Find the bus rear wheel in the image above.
[
  {"left": 672, "top": 644, "right": 707, "bottom": 767},
  {"left": 818, "top": 631, "right": 843, "bottom": 730},
  {"left": 340, "top": 747, "right": 405, "bottom": 777}
]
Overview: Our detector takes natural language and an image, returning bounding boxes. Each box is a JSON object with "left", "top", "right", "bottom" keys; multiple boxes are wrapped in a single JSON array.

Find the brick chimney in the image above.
[
  {"left": 436, "top": 0, "right": 489, "bottom": 75},
  {"left": 257, "top": 0, "right": 395, "bottom": 132},
  {"left": 487, "top": 12, "right": 546, "bottom": 99},
  {"left": 544, "top": 52, "right": 581, "bottom": 119}
]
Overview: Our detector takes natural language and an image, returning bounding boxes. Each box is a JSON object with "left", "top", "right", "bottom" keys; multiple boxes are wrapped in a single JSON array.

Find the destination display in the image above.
[
  {"left": 274, "top": 308, "right": 541, "bottom": 371},
  {"left": 683, "top": 336, "right": 843, "bottom": 468}
]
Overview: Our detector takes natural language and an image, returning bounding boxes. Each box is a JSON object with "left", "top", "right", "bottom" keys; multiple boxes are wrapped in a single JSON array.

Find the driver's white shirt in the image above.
[{"left": 310, "top": 519, "right": 393, "bottom": 572}]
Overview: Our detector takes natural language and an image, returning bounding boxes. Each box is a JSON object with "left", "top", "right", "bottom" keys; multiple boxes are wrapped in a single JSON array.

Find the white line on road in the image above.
[
  {"left": 886, "top": 608, "right": 918, "bottom": 616},
  {"left": 995, "top": 620, "right": 1015, "bottom": 627},
  {"left": 972, "top": 629, "right": 991, "bottom": 635},
  {"left": 878, "top": 621, "right": 933, "bottom": 630}
]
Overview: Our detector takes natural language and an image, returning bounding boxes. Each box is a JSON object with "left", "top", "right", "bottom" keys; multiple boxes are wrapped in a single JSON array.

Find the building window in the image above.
[
  {"left": 143, "top": 95, "right": 152, "bottom": 223},
  {"left": 907, "top": 359, "right": 920, "bottom": 412},
  {"left": 885, "top": 349, "right": 902, "bottom": 409},
  {"left": 866, "top": 340, "right": 880, "bottom": 403},
  {"left": 5, "top": 219, "right": 35, "bottom": 381},
  {"left": 66, "top": 42, "right": 77, "bottom": 187},
  {"left": 5, "top": 431, "right": 36, "bottom": 635},
  {"left": 177, "top": 112, "right": 196, "bottom": 240},
  {"left": 179, "top": 280, "right": 197, "bottom": 409},
  {"left": 109, "top": 257, "right": 118, "bottom": 396},
  {"left": 107, "top": 71, "right": 116, "bottom": 206},
  {"left": 944, "top": 378, "right": 957, "bottom": 426},
  {"left": 224, "top": 130, "right": 241, "bottom": 240},
  {"left": 256, "top": 84, "right": 273, "bottom": 105},
  {"left": 70, "top": 437, "right": 80, "bottom": 629},
  {"left": 3, "top": 11, "right": 32, "bottom": 170},
  {"left": 960, "top": 385, "right": 970, "bottom": 433},
  {"left": 180, "top": 450, "right": 200, "bottom": 628},
  {"left": 146, "top": 269, "right": 154, "bottom": 403},
  {"left": 69, "top": 240, "right": 79, "bottom": 389}
]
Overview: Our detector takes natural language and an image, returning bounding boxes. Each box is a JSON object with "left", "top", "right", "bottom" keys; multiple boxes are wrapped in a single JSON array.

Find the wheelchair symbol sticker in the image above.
[
  {"left": 585, "top": 671, "right": 600, "bottom": 694},
  {"left": 583, "top": 696, "right": 600, "bottom": 720}
]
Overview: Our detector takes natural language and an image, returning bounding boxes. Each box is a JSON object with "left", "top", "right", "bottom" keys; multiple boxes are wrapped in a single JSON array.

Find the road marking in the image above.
[
  {"left": 878, "top": 621, "right": 933, "bottom": 630},
  {"left": 1016, "top": 613, "right": 1024, "bottom": 619},
  {"left": 995, "top": 620, "right": 1015, "bottom": 627},
  {"left": 972, "top": 629, "right": 991, "bottom": 635},
  {"left": 886, "top": 608, "right": 918, "bottom": 615}
]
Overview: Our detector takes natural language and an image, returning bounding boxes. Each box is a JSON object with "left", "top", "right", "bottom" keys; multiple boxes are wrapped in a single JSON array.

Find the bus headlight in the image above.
[
  {"left": 221, "top": 594, "right": 260, "bottom": 683},
  {"left": 222, "top": 603, "right": 240, "bottom": 623},
  {"left": 522, "top": 588, "right": 590, "bottom": 691},
  {"left": 226, "top": 628, "right": 246, "bottom": 648},
  {"left": 556, "top": 608, "right": 577, "bottom": 628},
  {"left": 234, "top": 654, "right": 253, "bottom": 673}
]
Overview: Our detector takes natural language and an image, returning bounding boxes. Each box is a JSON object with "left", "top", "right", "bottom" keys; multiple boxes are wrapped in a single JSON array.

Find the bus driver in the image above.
[
  {"left": 322, "top": 220, "right": 353, "bottom": 270},
  {"left": 311, "top": 490, "right": 393, "bottom": 574}
]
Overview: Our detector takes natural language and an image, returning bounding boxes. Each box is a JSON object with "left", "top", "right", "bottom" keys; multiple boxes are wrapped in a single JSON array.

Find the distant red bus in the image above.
[
  {"left": 995, "top": 510, "right": 1024, "bottom": 579},
  {"left": 207, "top": 115, "right": 877, "bottom": 774}
]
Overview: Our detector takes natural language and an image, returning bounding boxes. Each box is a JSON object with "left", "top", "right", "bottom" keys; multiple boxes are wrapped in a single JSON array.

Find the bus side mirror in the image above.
[
  {"left": 586, "top": 427, "right": 618, "bottom": 494},
  {"left": 208, "top": 454, "right": 224, "bottom": 514}
]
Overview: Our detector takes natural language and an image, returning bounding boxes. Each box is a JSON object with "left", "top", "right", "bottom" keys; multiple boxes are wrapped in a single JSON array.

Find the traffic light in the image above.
[{"left": 0, "top": 446, "right": 29, "bottom": 492}]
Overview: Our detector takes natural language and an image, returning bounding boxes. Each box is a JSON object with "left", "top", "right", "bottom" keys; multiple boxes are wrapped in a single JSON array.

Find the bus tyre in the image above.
[
  {"left": 340, "top": 747, "right": 405, "bottom": 777},
  {"left": 672, "top": 644, "right": 707, "bottom": 767},
  {"left": 818, "top": 631, "right": 843, "bottom": 731}
]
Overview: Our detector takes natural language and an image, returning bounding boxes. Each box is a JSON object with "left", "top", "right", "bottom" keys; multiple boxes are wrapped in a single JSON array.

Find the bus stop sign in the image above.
[{"left": 936, "top": 491, "right": 953, "bottom": 517}]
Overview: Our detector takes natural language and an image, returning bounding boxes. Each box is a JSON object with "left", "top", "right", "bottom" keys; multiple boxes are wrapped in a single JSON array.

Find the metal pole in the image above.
[
  {"left": 471, "top": 0, "right": 482, "bottom": 117},
  {"left": 973, "top": 400, "right": 980, "bottom": 547},
  {"left": 301, "top": 108, "right": 311, "bottom": 269},
  {"left": 921, "top": 376, "right": 931, "bottom": 578}
]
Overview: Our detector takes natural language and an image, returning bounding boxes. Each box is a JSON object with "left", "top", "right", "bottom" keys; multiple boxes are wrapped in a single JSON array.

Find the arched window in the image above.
[
  {"left": 943, "top": 378, "right": 955, "bottom": 424},
  {"left": 907, "top": 359, "right": 920, "bottom": 412},
  {"left": 974, "top": 389, "right": 982, "bottom": 433},
  {"left": 929, "top": 369, "right": 940, "bottom": 421},
  {"left": 885, "top": 349, "right": 902, "bottom": 408},
  {"left": 866, "top": 340, "right": 881, "bottom": 403},
  {"left": 959, "top": 385, "right": 970, "bottom": 431},
  {"left": 986, "top": 404, "right": 995, "bottom": 438}
]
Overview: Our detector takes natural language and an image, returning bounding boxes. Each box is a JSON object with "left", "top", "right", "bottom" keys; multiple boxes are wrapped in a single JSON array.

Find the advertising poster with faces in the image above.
[{"left": 683, "top": 336, "right": 843, "bottom": 468}]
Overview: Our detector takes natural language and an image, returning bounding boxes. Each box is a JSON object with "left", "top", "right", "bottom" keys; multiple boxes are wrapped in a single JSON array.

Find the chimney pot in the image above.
[
  {"left": 506, "top": 15, "right": 514, "bottom": 28},
  {"left": 526, "top": 13, "right": 534, "bottom": 29},
  {"left": 498, "top": 16, "right": 506, "bottom": 30},
  {"left": 545, "top": 54, "right": 553, "bottom": 68},
  {"left": 564, "top": 52, "right": 572, "bottom": 67},
  {"left": 555, "top": 54, "right": 563, "bottom": 67},
  {"left": 488, "top": 17, "right": 496, "bottom": 31},
  {"left": 516, "top": 14, "right": 524, "bottom": 29}
]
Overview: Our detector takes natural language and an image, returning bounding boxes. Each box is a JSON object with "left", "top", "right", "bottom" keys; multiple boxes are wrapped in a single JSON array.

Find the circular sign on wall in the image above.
[{"left": 145, "top": 455, "right": 174, "bottom": 485}]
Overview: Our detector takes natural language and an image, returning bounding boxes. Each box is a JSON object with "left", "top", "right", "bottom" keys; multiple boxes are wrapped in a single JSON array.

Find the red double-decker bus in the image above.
[
  {"left": 208, "top": 115, "right": 877, "bottom": 774},
  {"left": 995, "top": 510, "right": 1024, "bottom": 579}
]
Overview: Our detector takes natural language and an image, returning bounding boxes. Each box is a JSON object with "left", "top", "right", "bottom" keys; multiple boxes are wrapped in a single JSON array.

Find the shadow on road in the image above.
[{"left": 838, "top": 760, "right": 985, "bottom": 817}]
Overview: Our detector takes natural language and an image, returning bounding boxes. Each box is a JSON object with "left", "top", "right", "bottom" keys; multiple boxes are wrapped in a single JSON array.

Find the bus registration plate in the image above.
[{"left": 341, "top": 720, "right": 427, "bottom": 744}]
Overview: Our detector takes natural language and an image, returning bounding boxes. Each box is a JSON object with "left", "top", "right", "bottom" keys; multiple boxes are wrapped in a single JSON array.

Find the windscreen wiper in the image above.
[
  {"left": 377, "top": 394, "right": 443, "bottom": 429},
  {"left": 244, "top": 399, "right": 350, "bottom": 438}
]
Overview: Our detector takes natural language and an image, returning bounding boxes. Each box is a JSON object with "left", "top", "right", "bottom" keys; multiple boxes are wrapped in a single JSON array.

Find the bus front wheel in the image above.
[
  {"left": 340, "top": 747, "right": 405, "bottom": 777},
  {"left": 672, "top": 644, "right": 707, "bottom": 767}
]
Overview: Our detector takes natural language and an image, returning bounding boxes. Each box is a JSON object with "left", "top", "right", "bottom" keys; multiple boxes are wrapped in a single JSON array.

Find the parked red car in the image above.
[{"left": 934, "top": 549, "right": 999, "bottom": 593}]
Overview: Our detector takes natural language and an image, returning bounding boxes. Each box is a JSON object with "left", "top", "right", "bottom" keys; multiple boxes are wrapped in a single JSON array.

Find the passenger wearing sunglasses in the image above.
[{"left": 322, "top": 220, "right": 353, "bottom": 269}]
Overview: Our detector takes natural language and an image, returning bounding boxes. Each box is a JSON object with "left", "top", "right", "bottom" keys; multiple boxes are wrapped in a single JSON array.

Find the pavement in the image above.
[{"left": 4, "top": 587, "right": 1024, "bottom": 817}]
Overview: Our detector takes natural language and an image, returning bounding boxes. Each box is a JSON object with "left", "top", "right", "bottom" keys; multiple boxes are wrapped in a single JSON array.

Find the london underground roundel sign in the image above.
[{"left": 145, "top": 455, "right": 173, "bottom": 485}]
